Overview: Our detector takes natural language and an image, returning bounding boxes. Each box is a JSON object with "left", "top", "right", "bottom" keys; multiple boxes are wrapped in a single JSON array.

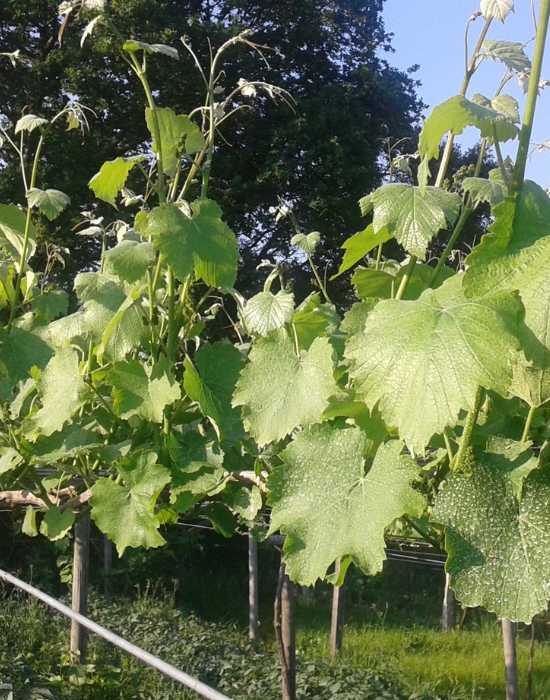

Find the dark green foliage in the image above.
[{"left": 0, "top": 0, "right": 423, "bottom": 289}]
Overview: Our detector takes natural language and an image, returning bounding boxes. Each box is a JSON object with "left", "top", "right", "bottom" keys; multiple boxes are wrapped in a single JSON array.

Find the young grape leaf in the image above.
[
  {"left": 291, "top": 293, "right": 339, "bottom": 350},
  {"left": 14, "top": 114, "right": 48, "bottom": 134},
  {"left": 268, "top": 426, "right": 425, "bottom": 585},
  {"left": 480, "top": 0, "right": 514, "bottom": 22},
  {"left": 22, "top": 507, "right": 38, "bottom": 537},
  {"left": 490, "top": 95, "right": 520, "bottom": 123},
  {"left": 39, "top": 507, "right": 75, "bottom": 541},
  {"left": 0, "top": 203, "right": 37, "bottom": 267},
  {"left": 481, "top": 40, "right": 531, "bottom": 73},
  {"left": 346, "top": 275, "right": 523, "bottom": 453},
  {"left": 242, "top": 290, "right": 295, "bottom": 336},
  {"left": 103, "top": 240, "right": 154, "bottom": 283},
  {"left": 110, "top": 356, "right": 181, "bottom": 424},
  {"left": 434, "top": 440, "right": 550, "bottom": 622},
  {"left": 232, "top": 331, "right": 338, "bottom": 446},
  {"left": 31, "top": 348, "right": 88, "bottom": 437},
  {"left": 91, "top": 450, "right": 170, "bottom": 556},
  {"left": 89, "top": 156, "right": 143, "bottom": 207},
  {"left": 291, "top": 231, "right": 320, "bottom": 255},
  {"left": 147, "top": 200, "right": 238, "bottom": 288},
  {"left": 0, "top": 447, "right": 23, "bottom": 475},
  {"left": 123, "top": 40, "right": 179, "bottom": 60},
  {"left": 464, "top": 182, "right": 550, "bottom": 407},
  {"left": 27, "top": 188, "right": 70, "bottom": 221},
  {"left": 183, "top": 342, "right": 244, "bottom": 440},
  {"left": 333, "top": 225, "right": 393, "bottom": 278},
  {"left": 359, "top": 185, "right": 461, "bottom": 259},
  {"left": 418, "top": 96, "right": 518, "bottom": 182},
  {"left": 352, "top": 261, "right": 453, "bottom": 302},
  {"left": 221, "top": 483, "right": 262, "bottom": 521},
  {"left": 145, "top": 107, "right": 205, "bottom": 177},
  {"left": 462, "top": 176, "right": 507, "bottom": 207}
]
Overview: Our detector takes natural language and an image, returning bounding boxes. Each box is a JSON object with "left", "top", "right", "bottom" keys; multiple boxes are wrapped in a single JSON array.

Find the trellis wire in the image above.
[{"left": 0, "top": 568, "right": 231, "bottom": 700}]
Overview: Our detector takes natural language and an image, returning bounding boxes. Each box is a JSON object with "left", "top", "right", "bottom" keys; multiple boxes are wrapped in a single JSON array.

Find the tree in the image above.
[{"left": 0, "top": 0, "right": 423, "bottom": 291}]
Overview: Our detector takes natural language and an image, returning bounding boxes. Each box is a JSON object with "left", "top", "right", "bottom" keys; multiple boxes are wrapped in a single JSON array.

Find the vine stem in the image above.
[
  {"left": 7, "top": 133, "right": 44, "bottom": 331},
  {"left": 395, "top": 255, "right": 417, "bottom": 301},
  {"left": 430, "top": 138, "right": 487, "bottom": 286},
  {"left": 452, "top": 386, "right": 483, "bottom": 471},
  {"left": 307, "top": 253, "right": 331, "bottom": 303},
  {"left": 513, "top": 0, "right": 550, "bottom": 191},
  {"left": 521, "top": 405, "right": 537, "bottom": 442}
]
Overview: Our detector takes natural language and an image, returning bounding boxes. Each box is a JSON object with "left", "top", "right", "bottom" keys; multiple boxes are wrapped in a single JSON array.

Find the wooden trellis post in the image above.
[{"left": 70, "top": 512, "right": 90, "bottom": 663}]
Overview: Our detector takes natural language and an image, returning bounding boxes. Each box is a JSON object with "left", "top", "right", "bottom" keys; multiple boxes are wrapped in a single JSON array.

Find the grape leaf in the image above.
[
  {"left": 110, "top": 356, "right": 181, "bottom": 424},
  {"left": 480, "top": 0, "right": 514, "bottom": 22},
  {"left": 291, "top": 293, "right": 339, "bottom": 350},
  {"left": 352, "top": 261, "right": 453, "bottom": 301},
  {"left": 147, "top": 200, "right": 238, "bottom": 288},
  {"left": 346, "top": 275, "right": 523, "bottom": 453},
  {"left": 91, "top": 451, "right": 170, "bottom": 555},
  {"left": 27, "top": 188, "right": 70, "bottom": 221},
  {"left": 462, "top": 176, "right": 507, "bottom": 207},
  {"left": 434, "top": 440, "right": 550, "bottom": 622},
  {"left": 0, "top": 447, "right": 23, "bottom": 475},
  {"left": 333, "top": 225, "right": 393, "bottom": 278},
  {"left": 183, "top": 342, "right": 244, "bottom": 440},
  {"left": 233, "top": 331, "right": 338, "bottom": 446},
  {"left": 103, "top": 240, "right": 154, "bottom": 283},
  {"left": 242, "top": 290, "right": 295, "bottom": 336},
  {"left": 418, "top": 96, "right": 518, "bottom": 181},
  {"left": 22, "top": 507, "right": 38, "bottom": 537},
  {"left": 15, "top": 114, "right": 48, "bottom": 134},
  {"left": 481, "top": 40, "right": 531, "bottom": 73},
  {"left": 89, "top": 156, "right": 143, "bottom": 207},
  {"left": 40, "top": 507, "right": 74, "bottom": 541},
  {"left": 0, "top": 203, "right": 37, "bottom": 268},
  {"left": 30, "top": 426, "right": 102, "bottom": 465},
  {"left": 123, "top": 40, "right": 179, "bottom": 60},
  {"left": 31, "top": 348, "right": 88, "bottom": 436},
  {"left": 291, "top": 231, "right": 320, "bottom": 255},
  {"left": 268, "top": 426, "right": 425, "bottom": 585},
  {"left": 145, "top": 107, "right": 205, "bottom": 176},
  {"left": 359, "top": 185, "right": 461, "bottom": 259},
  {"left": 464, "top": 182, "right": 550, "bottom": 407},
  {"left": 0, "top": 327, "right": 53, "bottom": 400},
  {"left": 31, "top": 290, "right": 69, "bottom": 324}
]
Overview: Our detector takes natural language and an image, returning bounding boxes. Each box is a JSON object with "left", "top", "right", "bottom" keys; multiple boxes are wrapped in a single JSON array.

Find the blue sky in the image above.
[{"left": 383, "top": 0, "right": 550, "bottom": 186}]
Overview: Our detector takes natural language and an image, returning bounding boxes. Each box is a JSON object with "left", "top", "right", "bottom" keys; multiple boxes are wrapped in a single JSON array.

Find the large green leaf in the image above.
[
  {"left": 103, "top": 240, "right": 154, "bottom": 283},
  {"left": 31, "top": 348, "right": 88, "bottom": 437},
  {"left": 89, "top": 156, "right": 143, "bottom": 207},
  {"left": 346, "top": 275, "right": 523, "bottom": 453},
  {"left": 242, "top": 290, "right": 295, "bottom": 336},
  {"left": 27, "top": 188, "right": 70, "bottom": 221},
  {"left": 183, "top": 342, "right": 244, "bottom": 440},
  {"left": 352, "top": 261, "right": 453, "bottom": 302},
  {"left": 91, "top": 451, "right": 170, "bottom": 556},
  {"left": 110, "top": 357, "right": 181, "bottom": 424},
  {"left": 40, "top": 507, "right": 74, "bottom": 541},
  {"left": 0, "top": 327, "right": 53, "bottom": 400},
  {"left": 147, "top": 200, "right": 238, "bottom": 288},
  {"left": 31, "top": 290, "right": 69, "bottom": 324},
  {"left": 359, "top": 185, "right": 461, "bottom": 259},
  {"left": 464, "top": 183, "right": 550, "bottom": 407},
  {"left": 44, "top": 273, "right": 144, "bottom": 361},
  {"left": 418, "top": 96, "right": 518, "bottom": 182},
  {"left": 0, "top": 204, "right": 37, "bottom": 267},
  {"left": 434, "top": 440, "right": 550, "bottom": 622},
  {"left": 145, "top": 107, "right": 205, "bottom": 176},
  {"left": 233, "top": 331, "right": 338, "bottom": 446},
  {"left": 333, "top": 225, "right": 393, "bottom": 278},
  {"left": 291, "top": 293, "right": 339, "bottom": 350},
  {"left": 462, "top": 176, "right": 507, "bottom": 208},
  {"left": 268, "top": 425, "right": 425, "bottom": 585}
]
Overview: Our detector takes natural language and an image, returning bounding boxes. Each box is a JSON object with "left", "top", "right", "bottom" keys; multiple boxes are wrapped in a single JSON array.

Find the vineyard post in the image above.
[
  {"left": 329, "top": 559, "right": 345, "bottom": 659},
  {"left": 248, "top": 532, "right": 259, "bottom": 643},
  {"left": 103, "top": 535, "right": 113, "bottom": 598},
  {"left": 441, "top": 572, "right": 456, "bottom": 632},
  {"left": 502, "top": 620, "right": 519, "bottom": 700},
  {"left": 274, "top": 560, "right": 296, "bottom": 700},
  {"left": 70, "top": 512, "right": 91, "bottom": 663}
]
